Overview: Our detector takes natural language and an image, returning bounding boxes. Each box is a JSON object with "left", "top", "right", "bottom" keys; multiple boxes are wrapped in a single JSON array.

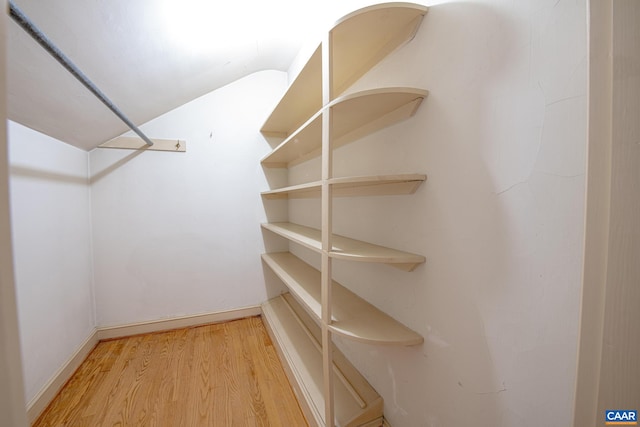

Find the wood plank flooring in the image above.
[{"left": 33, "top": 316, "right": 308, "bottom": 427}]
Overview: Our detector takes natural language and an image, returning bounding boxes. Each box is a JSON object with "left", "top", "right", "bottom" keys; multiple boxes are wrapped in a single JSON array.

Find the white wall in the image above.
[
  {"left": 0, "top": 1, "right": 29, "bottom": 423},
  {"left": 89, "top": 70, "right": 287, "bottom": 327},
  {"left": 287, "top": 1, "right": 587, "bottom": 426},
  {"left": 8, "top": 121, "right": 95, "bottom": 404}
]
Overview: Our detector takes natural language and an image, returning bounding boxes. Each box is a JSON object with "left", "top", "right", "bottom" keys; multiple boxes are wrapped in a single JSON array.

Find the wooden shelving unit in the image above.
[
  {"left": 259, "top": 3, "right": 428, "bottom": 426},
  {"left": 263, "top": 252, "right": 423, "bottom": 345}
]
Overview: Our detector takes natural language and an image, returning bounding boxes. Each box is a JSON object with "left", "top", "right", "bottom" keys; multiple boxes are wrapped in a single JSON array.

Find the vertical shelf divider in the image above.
[{"left": 321, "top": 31, "right": 335, "bottom": 427}]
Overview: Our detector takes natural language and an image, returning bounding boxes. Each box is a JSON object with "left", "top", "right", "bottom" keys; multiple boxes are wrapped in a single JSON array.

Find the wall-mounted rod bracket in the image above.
[
  {"left": 99, "top": 137, "right": 186, "bottom": 152},
  {"left": 8, "top": 1, "right": 154, "bottom": 147}
]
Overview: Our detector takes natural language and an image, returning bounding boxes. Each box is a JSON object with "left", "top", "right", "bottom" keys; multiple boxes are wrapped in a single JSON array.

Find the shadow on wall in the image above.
[
  {"left": 90, "top": 148, "right": 146, "bottom": 184},
  {"left": 10, "top": 147, "right": 145, "bottom": 186},
  {"left": 10, "top": 165, "right": 89, "bottom": 185}
]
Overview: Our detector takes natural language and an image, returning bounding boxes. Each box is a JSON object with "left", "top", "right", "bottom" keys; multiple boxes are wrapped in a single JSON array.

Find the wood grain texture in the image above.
[{"left": 32, "top": 317, "right": 308, "bottom": 427}]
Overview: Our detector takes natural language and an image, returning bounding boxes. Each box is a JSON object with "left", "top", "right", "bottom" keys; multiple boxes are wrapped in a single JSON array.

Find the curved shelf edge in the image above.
[
  {"left": 331, "top": 2, "right": 429, "bottom": 29},
  {"left": 262, "top": 252, "right": 424, "bottom": 346},
  {"left": 260, "top": 3, "right": 428, "bottom": 137},
  {"left": 329, "top": 324, "right": 423, "bottom": 347}
]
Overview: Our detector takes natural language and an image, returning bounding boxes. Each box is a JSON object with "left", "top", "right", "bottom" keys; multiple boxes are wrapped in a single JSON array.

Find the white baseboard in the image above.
[
  {"left": 26, "top": 329, "right": 99, "bottom": 423},
  {"left": 96, "top": 305, "right": 262, "bottom": 340},
  {"left": 26, "top": 305, "right": 262, "bottom": 423}
]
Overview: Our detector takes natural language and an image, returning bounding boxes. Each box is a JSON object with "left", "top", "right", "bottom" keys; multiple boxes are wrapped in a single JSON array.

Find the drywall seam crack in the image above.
[
  {"left": 474, "top": 382, "right": 507, "bottom": 395},
  {"left": 545, "top": 94, "right": 584, "bottom": 108},
  {"left": 495, "top": 180, "right": 527, "bottom": 195}
]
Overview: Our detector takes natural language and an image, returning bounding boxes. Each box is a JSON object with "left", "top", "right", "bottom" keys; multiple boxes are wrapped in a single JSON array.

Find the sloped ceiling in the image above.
[{"left": 7, "top": 0, "right": 372, "bottom": 150}]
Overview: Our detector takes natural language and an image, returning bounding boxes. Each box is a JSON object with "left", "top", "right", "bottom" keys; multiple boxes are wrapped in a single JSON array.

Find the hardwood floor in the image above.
[{"left": 33, "top": 316, "right": 308, "bottom": 427}]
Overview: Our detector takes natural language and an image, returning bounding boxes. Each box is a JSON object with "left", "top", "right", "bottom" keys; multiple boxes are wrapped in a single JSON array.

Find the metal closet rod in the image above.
[{"left": 8, "top": 1, "right": 153, "bottom": 147}]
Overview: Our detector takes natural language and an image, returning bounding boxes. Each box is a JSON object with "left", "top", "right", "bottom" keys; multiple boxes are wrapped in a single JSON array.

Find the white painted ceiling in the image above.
[{"left": 7, "top": 0, "right": 373, "bottom": 150}]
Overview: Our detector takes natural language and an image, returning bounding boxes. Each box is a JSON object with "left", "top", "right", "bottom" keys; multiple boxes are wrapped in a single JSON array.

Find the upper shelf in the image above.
[
  {"left": 262, "top": 174, "right": 426, "bottom": 199},
  {"left": 263, "top": 252, "right": 424, "bottom": 346},
  {"left": 260, "top": 3, "right": 428, "bottom": 138},
  {"left": 261, "top": 87, "right": 428, "bottom": 168},
  {"left": 261, "top": 222, "right": 425, "bottom": 272}
]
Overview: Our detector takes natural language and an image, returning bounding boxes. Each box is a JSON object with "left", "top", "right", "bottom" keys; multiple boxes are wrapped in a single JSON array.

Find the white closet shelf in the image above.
[
  {"left": 261, "top": 174, "right": 427, "bottom": 199},
  {"left": 261, "top": 87, "right": 428, "bottom": 168},
  {"left": 262, "top": 294, "right": 384, "bottom": 427},
  {"left": 260, "top": 3, "right": 428, "bottom": 138},
  {"left": 263, "top": 252, "right": 424, "bottom": 346},
  {"left": 261, "top": 222, "right": 425, "bottom": 272}
]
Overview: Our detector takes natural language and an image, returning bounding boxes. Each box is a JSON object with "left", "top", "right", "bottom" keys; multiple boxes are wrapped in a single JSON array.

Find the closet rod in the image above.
[{"left": 8, "top": 1, "right": 154, "bottom": 147}]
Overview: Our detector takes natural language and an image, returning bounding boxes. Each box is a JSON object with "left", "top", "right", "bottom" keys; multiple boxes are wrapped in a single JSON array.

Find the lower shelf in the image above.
[
  {"left": 262, "top": 294, "right": 384, "bottom": 427},
  {"left": 262, "top": 252, "right": 423, "bottom": 346}
]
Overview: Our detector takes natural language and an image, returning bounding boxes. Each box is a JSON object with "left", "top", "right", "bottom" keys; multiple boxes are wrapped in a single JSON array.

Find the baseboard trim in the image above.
[
  {"left": 26, "top": 329, "right": 100, "bottom": 423},
  {"left": 96, "top": 305, "right": 262, "bottom": 340},
  {"left": 26, "top": 305, "right": 262, "bottom": 422}
]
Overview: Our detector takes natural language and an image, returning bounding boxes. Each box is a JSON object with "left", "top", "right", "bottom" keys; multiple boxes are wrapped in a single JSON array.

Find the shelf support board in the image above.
[
  {"left": 321, "top": 29, "right": 336, "bottom": 427},
  {"left": 99, "top": 136, "right": 186, "bottom": 152}
]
